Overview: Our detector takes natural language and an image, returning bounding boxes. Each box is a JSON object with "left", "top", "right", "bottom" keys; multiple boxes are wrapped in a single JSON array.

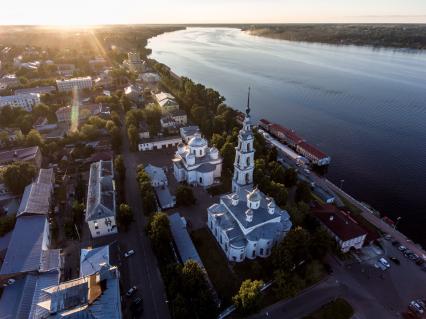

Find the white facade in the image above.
[
  {"left": 207, "top": 93, "right": 292, "bottom": 262},
  {"left": 0, "top": 93, "right": 40, "bottom": 112},
  {"left": 173, "top": 133, "right": 223, "bottom": 187},
  {"left": 56, "top": 76, "right": 93, "bottom": 92},
  {"left": 138, "top": 136, "right": 182, "bottom": 152},
  {"left": 85, "top": 160, "right": 117, "bottom": 238}
]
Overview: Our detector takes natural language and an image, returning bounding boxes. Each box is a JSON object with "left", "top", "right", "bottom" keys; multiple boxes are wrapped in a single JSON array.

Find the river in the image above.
[{"left": 147, "top": 27, "right": 426, "bottom": 247}]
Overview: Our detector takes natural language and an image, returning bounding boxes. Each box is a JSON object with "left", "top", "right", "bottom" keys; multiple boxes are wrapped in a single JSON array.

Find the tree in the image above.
[
  {"left": 271, "top": 164, "right": 286, "bottom": 184},
  {"left": 295, "top": 181, "right": 312, "bottom": 203},
  {"left": 147, "top": 212, "right": 171, "bottom": 252},
  {"left": 74, "top": 174, "right": 85, "bottom": 202},
  {"left": 233, "top": 279, "right": 264, "bottom": 315},
  {"left": 3, "top": 162, "right": 37, "bottom": 194},
  {"left": 211, "top": 133, "right": 225, "bottom": 150},
  {"left": 127, "top": 124, "right": 139, "bottom": 151},
  {"left": 0, "top": 215, "right": 16, "bottom": 236},
  {"left": 114, "top": 155, "right": 126, "bottom": 182},
  {"left": 181, "top": 260, "right": 208, "bottom": 296},
  {"left": 32, "top": 103, "right": 49, "bottom": 119},
  {"left": 176, "top": 185, "right": 196, "bottom": 206},
  {"left": 309, "top": 229, "right": 333, "bottom": 260},
  {"left": 220, "top": 142, "right": 235, "bottom": 173},
  {"left": 80, "top": 124, "right": 100, "bottom": 140},
  {"left": 269, "top": 181, "right": 288, "bottom": 207},
  {"left": 284, "top": 168, "right": 298, "bottom": 187},
  {"left": 71, "top": 201, "right": 85, "bottom": 225},
  {"left": 273, "top": 270, "right": 305, "bottom": 299},
  {"left": 117, "top": 203, "right": 133, "bottom": 231},
  {"left": 26, "top": 129, "right": 44, "bottom": 147},
  {"left": 272, "top": 227, "right": 311, "bottom": 272}
]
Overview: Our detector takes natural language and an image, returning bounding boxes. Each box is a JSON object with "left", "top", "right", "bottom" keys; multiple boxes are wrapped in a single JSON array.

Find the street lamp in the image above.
[
  {"left": 340, "top": 179, "right": 345, "bottom": 189},
  {"left": 394, "top": 216, "right": 402, "bottom": 230}
]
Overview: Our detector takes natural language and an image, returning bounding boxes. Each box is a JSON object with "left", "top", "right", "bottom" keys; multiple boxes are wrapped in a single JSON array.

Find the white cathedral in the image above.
[
  {"left": 173, "top": 133, "right": 223, "bottom": 187},
  {"left": 207, "top": 90, "right": 292, "bottom": 262}
]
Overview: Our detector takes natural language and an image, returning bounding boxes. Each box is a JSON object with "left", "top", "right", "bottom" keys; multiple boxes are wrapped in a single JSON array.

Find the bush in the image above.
[
  {"left": 233, "top": 279, "right": 264, "bottom": 315},
  {"left": 0, "top": 215, "right": 16, "bottom": 236},
  {"left": 176, "top": 185, "right": 196, "bottom": 206}
]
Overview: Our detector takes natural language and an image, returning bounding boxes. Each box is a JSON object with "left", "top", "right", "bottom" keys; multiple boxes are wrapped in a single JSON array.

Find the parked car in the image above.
[
  {"left": 2, "top": 278, "right": 15, "bottom": 287},
  {"left": 379, "top": 257, "right": 391, "bottom": 269},
  {"left": 384, "top": 234, "right": 392, "bottom": 240},
  {"left": 398, "top": 245, "right": 407, "bottom": 251},
  {"left": 409, "top": 300, "right": 425, "bottom": 315},
  {"left": 416, "top": 258, "right": 425, "bottom": 266},
  {"left": 124, "top": 250, "right": 135, "bottom": 258},
  {"left": 131, "top": 297, "right": 144, "bottom": 315},
  {"left": 392, "top": 240, "right": 400, "bottom": 247},
  {"left": 403, "top": 249, "right": 413, "bottom": 257},
  {"left": 409, "top": 254, "right": 419, "bottom": 261},
  {"left": 390, "top": 256, "right": 400, "bottom": 265},
  {"left": 126, "top": 286, "right": 137, "bottom": 297}
]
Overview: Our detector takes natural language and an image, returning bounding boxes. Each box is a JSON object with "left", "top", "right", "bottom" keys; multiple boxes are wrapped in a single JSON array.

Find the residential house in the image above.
[
  {"left": 0, "top": 93, "right": 41, "bottom": 111},
  {"left": 85, "top": 160, "right": 117, "bottom": 238},
  {"left": 154, "top": 91, "right": 179, "bottom": 112},
  {"left": 138, "top": 135, "right": 182, "bottom": 152},
  {"left": 124, "top": 84, "right": 144, "bottom": 103},
  {"left": 0, "top": 146, "right": 42, "bottom": 169},
  {"left": 56, "top": 76, "right": 92, "bottom": 92},
  {"left": 180, "top": 125, "right": 201, "bottom": 143},
  {"left": 311, "top": 204, "right": 367, "bottom": 253}
]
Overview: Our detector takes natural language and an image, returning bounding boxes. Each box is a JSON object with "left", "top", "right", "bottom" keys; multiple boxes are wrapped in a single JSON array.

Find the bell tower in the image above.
[{"left": 232, "top": 87, "right": 255, "bottom": 193}]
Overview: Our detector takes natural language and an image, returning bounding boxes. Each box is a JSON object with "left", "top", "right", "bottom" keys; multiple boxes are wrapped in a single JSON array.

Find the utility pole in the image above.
[{"left": 394, "top": 216, "right": 402, "bottom": 230}]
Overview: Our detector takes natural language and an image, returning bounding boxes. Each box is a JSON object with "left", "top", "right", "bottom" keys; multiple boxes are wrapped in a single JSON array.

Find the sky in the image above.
[{"left": 0, "top": 0, "right": 425, "bottom": 25}]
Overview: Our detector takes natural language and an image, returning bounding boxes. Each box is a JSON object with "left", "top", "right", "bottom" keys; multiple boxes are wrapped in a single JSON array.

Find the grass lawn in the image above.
[
  {"left": 190, "top": 227, "right": 240, "bottom": 306},
  {"left": 303, "top": 298, "right": 354, "bottom": 319}
]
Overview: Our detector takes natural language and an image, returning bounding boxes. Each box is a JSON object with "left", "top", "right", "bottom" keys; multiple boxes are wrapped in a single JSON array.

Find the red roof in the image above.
[
  {"left": 259, "top": 119, "right": 271, "bottom": 125},
  {"left": 269, "top": 124, "right": 304, "bottom": 144},
  {"left": 298, "top": 141, "right": 327, "bottom": 159},
  {"left": 311, "top": 204, "right": 367, "bottom": 241}
]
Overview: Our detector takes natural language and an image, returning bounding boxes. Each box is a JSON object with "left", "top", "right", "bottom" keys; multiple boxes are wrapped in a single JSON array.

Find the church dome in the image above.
[
  {"left": 247, "top": 188, "right": 261, "bottom": 202},
  {"left": 188, "top": 133, "right": 207, "bottom": 148},
  {"left": 245, "top": 208, "right": 254, "bottom": 222}
]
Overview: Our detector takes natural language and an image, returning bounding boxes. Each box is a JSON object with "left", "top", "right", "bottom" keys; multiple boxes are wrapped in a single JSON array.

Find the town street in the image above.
[
  {"left": 249, "top": 257, "right": 395, "bottom": 319},
  {"left": 119, "top": 123, "right": 171, "bottom": 319}
]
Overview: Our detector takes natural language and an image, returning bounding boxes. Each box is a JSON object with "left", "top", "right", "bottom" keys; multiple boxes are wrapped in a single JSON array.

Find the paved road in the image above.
[
  {"left": 119, "top": 123, "right": 171, "bottom": 319},
  {"left": 266, "top": 133, "right": 426, "bottom": 260},
  {"left": 325, "top": 179, "right": 426, "bottom": 259},
  {"left": 249, "top": 258, "right": 396, "bottom": 319}
]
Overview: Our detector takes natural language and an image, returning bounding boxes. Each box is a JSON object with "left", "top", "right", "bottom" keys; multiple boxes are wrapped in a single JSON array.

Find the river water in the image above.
[{"left": 147, "top": 27, "right": 426, "bottom": 247}]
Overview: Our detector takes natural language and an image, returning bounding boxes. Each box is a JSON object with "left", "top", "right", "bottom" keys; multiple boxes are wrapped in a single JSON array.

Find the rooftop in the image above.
[
  {"left": 80, "top": 245, "right": 110, "bottom": 277},
  {"left": 0, "top": 215, "right": 49, "bottom": 275},
  {"left": 85, "top": 160, "right": 116, "bottom": 222},
  {"left": 169, "top": 213, "right": 205, "bottom": 268},
  {"left": 0, "top": 146, "right": 40, "bottom": 166},
  {"left": 311, "top": 204, "right": 368, "bottom": 241},
  {"left": 145, "top": 164, "right": 167, "bottom": 184},
  {"left": 18, "top": 169, "right": 54, "bottom": 217},
  {"left": 37, "top": 265, "right": 121, "bottom": 319},
  {"left": 297, "top": 141, "right": 328, "bottom": 159}
]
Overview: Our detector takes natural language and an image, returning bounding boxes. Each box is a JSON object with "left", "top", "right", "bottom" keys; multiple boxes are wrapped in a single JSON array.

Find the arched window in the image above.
[
  {"left": 245, "top": 173, "right": 250, "bottom": 184},
  {"left": 247, "top": 143, "right": 251, "bottom": 152},
  {"left": 246, "top": 157, "right": 250, "bottom": 167}
]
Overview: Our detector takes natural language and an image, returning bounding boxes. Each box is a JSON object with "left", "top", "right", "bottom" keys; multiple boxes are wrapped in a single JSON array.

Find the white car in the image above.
[
  {"left": 379, "top": 257, "right": 390, "bottom": 268},
  {"left": 126, "top": 286, "right": 137, "bottom": 297},
  {"left": 124, "top": 250, "right": 135, "bottom": 258},
  {"left": 2, "top": 278, "right": 15, "bottom": 287}
]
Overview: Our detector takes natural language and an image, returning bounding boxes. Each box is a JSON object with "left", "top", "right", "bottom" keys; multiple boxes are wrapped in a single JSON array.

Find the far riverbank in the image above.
[{"left": 244, "top": 24, "right": 426, "bottom": 50}]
